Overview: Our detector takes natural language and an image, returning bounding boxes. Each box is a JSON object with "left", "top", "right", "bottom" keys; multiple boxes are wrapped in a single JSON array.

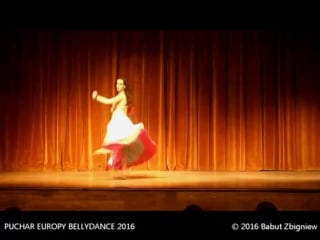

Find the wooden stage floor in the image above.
[{"left": 0, "top": 170, "right": 319, "bottom": 211}]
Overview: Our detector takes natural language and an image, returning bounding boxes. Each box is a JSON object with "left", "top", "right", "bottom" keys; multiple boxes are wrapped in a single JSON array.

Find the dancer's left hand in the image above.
[{"left": 92, "top": 90, "right": 98, "bottom": 100}]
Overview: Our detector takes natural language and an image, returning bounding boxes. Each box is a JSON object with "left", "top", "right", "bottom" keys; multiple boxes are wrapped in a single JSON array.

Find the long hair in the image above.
[{"left": 115, "top": 77, "right": 133, "bottom": 108}]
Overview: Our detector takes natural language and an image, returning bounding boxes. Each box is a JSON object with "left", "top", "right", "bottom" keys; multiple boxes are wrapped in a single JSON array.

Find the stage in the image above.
[{"left": 0, "top": 170, "right": 319, "bottom": 211}]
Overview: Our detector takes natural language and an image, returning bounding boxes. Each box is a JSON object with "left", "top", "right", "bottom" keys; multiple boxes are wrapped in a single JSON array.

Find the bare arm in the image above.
[
  {"left": 92, "top": 90, "right": 122, "bottom": 105},
  {"left": 96, "top": 94, "right": 121, "bottom": 105}
]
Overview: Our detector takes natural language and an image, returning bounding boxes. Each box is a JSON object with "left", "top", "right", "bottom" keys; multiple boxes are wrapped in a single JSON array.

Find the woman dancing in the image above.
[{"left": 92, "top": 78, "right": 156, "bottom": 178}]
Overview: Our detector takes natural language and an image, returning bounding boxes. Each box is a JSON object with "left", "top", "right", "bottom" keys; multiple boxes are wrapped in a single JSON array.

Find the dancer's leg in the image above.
[{"left": 107, "top": 152, "right": 116, "bottom": 178}]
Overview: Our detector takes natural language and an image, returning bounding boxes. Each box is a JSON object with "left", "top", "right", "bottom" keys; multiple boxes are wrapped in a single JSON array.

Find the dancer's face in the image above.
[{"left": 116, "top": 79, "right": 126, "bottom": 92}]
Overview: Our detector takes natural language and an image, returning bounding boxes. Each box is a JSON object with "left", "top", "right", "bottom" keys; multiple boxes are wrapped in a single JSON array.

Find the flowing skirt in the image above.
[{"left": 102, "top": 110, "right": 156, "bottom": 170}]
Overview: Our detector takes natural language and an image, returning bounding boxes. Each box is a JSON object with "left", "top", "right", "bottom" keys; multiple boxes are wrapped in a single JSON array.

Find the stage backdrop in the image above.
[{"left": 1, "top": 30, "right": 320, "bottom": 171}]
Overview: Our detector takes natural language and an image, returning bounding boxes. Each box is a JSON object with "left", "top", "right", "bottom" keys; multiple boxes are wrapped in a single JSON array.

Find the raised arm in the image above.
[{"left": 92, "top": 90, "right": 122, "bottom": 105}]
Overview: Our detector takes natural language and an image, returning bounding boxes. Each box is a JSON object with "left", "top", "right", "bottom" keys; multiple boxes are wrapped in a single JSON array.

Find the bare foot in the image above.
[{"left": 93, "top": 148, "right": 110, "bottom": 155}]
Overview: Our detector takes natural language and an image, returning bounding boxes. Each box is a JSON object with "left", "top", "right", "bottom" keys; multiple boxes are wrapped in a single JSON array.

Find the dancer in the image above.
[{"left": 92, "top": 78, "right": 156, "bottom": 178}]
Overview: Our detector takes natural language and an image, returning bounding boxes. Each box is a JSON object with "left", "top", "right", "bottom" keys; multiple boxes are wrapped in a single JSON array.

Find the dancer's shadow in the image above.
[{"left": 112, "top": 174, "right": 160, "bottom": 180}]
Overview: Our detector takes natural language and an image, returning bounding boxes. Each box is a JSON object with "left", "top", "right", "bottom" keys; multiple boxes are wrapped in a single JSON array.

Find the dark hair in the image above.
[
  {"left": 5, "top": 206, "right": 21, "bottom": 212},
  {"left": 256, "top": 201, "right": 278, "bottom": 212},
  {"left": 115, "top": 78, "right": 132, "bottom": 107},
  {"left": 184, "top": 204, "right": 203, "bottom": 211}
]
